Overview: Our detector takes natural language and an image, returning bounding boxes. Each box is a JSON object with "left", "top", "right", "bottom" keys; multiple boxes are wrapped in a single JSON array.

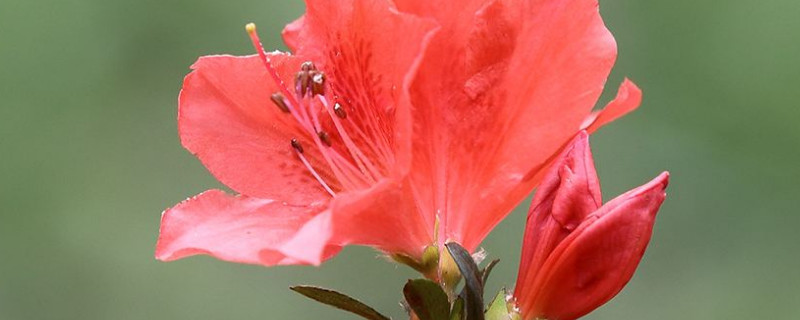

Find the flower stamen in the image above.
[
  {"left": 270, "top": 93, "right": 291, "bottom": 113},
  {"left": 317, "top": 131, "right": 332, "bottom": 147},
  {"left": 290, "top": 138, "right": 304, "bottom": 153},
  {"left": 247, "top": 24, "right": 385, "bottom": 195},
  {"left": 295, "top": 63, "right": 326, "bottom": 98},
  {"left": 311, "top": 73, "right": 325, "bottom": 96},
  {"left": 295, "top": 71, "right": 311, "bottom": 97},
  {"left": 246, "top": 23, "right": 295, "bottom": 104},
  {"left": 319, "top": 95, "right": 382, "bottom": 181},
  {"left": 291, "top": 138, "right": 336, "bottom": 197},
  {"left": 333, "top": 102, "right": 347, "bottom": 119}
]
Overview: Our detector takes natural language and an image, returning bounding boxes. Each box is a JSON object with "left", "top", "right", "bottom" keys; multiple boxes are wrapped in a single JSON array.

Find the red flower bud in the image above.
[{"left": 513, "top": 132, "right": 669, "bottom": 320}]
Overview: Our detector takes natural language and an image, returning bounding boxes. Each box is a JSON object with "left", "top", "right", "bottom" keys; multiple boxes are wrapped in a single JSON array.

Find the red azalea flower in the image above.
[
  {"left": 156, "top": 0, "right": 642, "bottom": 267},
  {"left": 511, "top": 132, "right": 669, "bottom": 320}
]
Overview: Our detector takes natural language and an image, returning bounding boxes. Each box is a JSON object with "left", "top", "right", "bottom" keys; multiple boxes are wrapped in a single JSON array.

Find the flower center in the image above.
[{"left": 246, "top": 23, "right": 392, "bottom": 197}]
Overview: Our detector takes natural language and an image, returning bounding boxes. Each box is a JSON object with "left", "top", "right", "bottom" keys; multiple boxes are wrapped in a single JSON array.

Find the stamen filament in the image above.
[
  {"left": 328, "top": 152, "right": 373, "bottom": 189},
  {"left": 308, "top": 97, "right": 373, "bottom": 188},
  {"left": 292, "top": 139, "right": 336, "bottom": 197},
  {"left": 319, "top": 96, "right": 383, "bottom": 181},
  {"left": 247, "top": 26, "right": 388, "bottom": 196},
  {"left": 298, "top": 98, "right": 367, "bottom": 190},
  {"left": 246, "top": 23, "right": 301, "bottom": 115}
]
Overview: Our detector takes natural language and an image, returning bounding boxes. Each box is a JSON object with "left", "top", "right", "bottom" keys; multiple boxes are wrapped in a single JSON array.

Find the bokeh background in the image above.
[{"left": 2, "top": 0, "right": 799, "bottom": 319}]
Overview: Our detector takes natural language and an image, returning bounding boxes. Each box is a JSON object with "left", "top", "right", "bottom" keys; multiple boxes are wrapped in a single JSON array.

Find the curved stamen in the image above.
[
  {"left": 246, "top": 23, "right": 296, "bottom": 105},
  {"left": 248, "top": 25, "right": 385, "bottom": 195},
  {"left": 307, "top": 95, "right": 373, "bottom": 188},
  {"left": 270, "top": 93, "right": 291, "bottom": 113},
  {"left": 291, "top": 138, "right": 336, "bottom": 197},
  {"left": 247, "top": 23, "right": 316, "bottom": 134},
  {"left": 318, "top": 131, "right": 332, "bottom": 147},
  {"left": 334, "top": 102, "right": 347, "bottom": 118},
  {"left": 318, "top": 95, "right": 383, "bottom": 181}
]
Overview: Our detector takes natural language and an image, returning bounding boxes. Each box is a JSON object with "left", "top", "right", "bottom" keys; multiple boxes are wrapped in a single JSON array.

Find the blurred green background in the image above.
[{"left": 1, "top": 0, "right": 798, "bottom": 319}]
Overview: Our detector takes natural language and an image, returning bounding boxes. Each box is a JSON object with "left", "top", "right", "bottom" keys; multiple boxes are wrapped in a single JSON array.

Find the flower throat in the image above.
[{"left": 246, "top": 23, "right": 392, "bottom": 197}]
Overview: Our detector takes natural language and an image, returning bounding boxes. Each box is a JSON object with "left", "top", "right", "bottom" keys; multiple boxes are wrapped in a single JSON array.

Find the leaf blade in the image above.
[
  {"left": 450, "top": 296, "right": 465, "bottom": 320},
  {"left": 290, "top": 285, "right": 391, "bottom": 320},
  {"left": 445, "top": 242, "right": 485, "bottom": 320},
  {"left": 403, "top": 279, "right": 450, "bottom": 320}
]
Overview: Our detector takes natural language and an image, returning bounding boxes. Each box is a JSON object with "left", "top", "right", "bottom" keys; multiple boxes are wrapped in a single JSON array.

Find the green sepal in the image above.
[
  {"left": 481, "top": 259, "right": 500, "bottom": 287},
  {"left": 392, "top": 245, "right": 440, "bottom": 278},
  {"left": 485, "top": 289, "right": 511, "bottom": 320},
  {"left": 445, "top": 242, "right": 485, "bottom": 320},
  {"left": 450, "top": 296, "right": 465, "bottom": 320},
  {"left": 403, "top": 278, "right": 450, "bottom": 320},
  {"left": 290, "top": 285, "right": 390, "bottom": 320}
]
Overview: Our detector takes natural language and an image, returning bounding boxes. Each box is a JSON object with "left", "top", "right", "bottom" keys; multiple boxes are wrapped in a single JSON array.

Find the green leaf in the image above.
[
  {"left": 290, "top": 286, "right": 390, "bottom": 320},
  {"left": 450, "top": 297, "right": 465, "bottom": 320},
  {"left": 485, "top": 289, "right": 511, "bottom": 320},
  {"left": 445, "top": 242, "right": 485, "bottom": 320},
  {"left": 403, "top": 279, "right": 450, "bottom": 320},
  {"left": 481, "top": 259, "right": 500, "bottom": 287}
]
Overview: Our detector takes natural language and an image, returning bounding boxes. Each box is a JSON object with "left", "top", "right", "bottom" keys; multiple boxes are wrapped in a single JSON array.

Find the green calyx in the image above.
[
  {"left": 439, "top": 245, "right": 463, "bottom": 294},
  {"left": 295, "top": 242, "right": 519, "bottom": 320},
  {"left": 392, "top": 245, "right": 440, "bottom": 279},
  {"left": 485, "top": 289, "right": 522, "bottom": 320}
]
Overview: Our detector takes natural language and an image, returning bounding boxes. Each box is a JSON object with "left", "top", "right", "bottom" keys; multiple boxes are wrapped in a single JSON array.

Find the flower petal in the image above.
[
  {"left": 514, "top": 132, "right": 601, "bottom": 297},
  {"left": 155, "top": 190, "right": 341, "bottom": 266},
  {"left": 581, "top": 79, "right": 643, "bottom": 133},
  {"left": 281, "top": 15, "right": 305, "bottom": 53},
  {"left": 178, "top": 54, "right": 334, "bottom": 202},
  {"left": 282, "top": 0, "right": 439, "bottom": 177},
  {"left": 459, "top": 0, "right": 620, "bottom": 251},
  {"left": 283, "top": 179, "right": 434, "bottom": 259},
  {"left": 401, "top": 0, "right": 621, "bottom": 251},
  {"left": 523, "top": 172, "right": 669, "bottom": 320}
]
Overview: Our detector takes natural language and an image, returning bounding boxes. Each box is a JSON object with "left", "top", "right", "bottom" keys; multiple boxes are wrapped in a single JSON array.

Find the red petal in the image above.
[
  {"left": 514, "top": 132, "right": 601, "bottom": 296},
  {"left": 178, "top": 54, "right": 334, "bottom": 202},
  {"left": 281, "top": 15, "right": 305, "bottom": 53},
  {"left": 397, "top": 0, "right": 622, "bottom": 251},
  {"left": 155, "top": 190, "right": 341, "bottom": 266},
  {"left": 279, "top": 0, "right": 440, "bottom": 257},
  {"left": 581, "top": 79, "right": 643, "bottom": 133},
  {"left": 523, "top": 172, "right": 669, "bottom": 320},
  {"left": 282, "top": 0, "right": 438, "bottom": 176},
  {"left": 393, "top": 0, "right": 488, "bottom": 38},
  {"left": 284, "top": 179, "right": 434, "bottom": 259}
]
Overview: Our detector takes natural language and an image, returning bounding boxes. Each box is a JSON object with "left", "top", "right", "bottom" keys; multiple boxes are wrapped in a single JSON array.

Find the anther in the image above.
[
  {"left": 301, "top": 61, "right": 316, "bottom": 72},
  {"left": 311, "top": 72, "right": 325, "bottom": 96},
  {"left": 295, "top": 72, "right": 310, "bottom": 97},
  {"left": 291, "top": 138, "right": 304, "bottom": 153},
  {"left": 317, "top": 131, "right": 332, "bottom": 147},
  {"left": 334, "top": 102, "right": 347, "bottom": 119},
  {"left": 270, "top": 93, "right": 291, "bottom": 113}
]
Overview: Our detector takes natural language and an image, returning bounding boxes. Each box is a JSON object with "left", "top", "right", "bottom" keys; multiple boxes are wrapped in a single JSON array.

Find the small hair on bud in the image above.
[
  {"left": 245, "top": 23, "right": 256, "bottom": 34},
  {"left": 291, "top": 138, "right": 304, "bottom": 153}
]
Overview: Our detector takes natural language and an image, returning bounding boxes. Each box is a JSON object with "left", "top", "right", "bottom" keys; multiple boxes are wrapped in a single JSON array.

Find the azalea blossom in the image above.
[
  {"left": 511, "top": 132, "right": 669, "bottom": 320},
  {"left": 156, "top": 0, "right": 643, "bottom": 268}
]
